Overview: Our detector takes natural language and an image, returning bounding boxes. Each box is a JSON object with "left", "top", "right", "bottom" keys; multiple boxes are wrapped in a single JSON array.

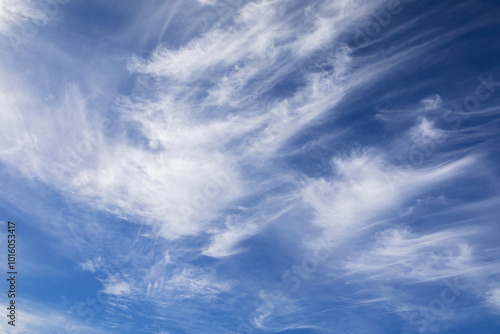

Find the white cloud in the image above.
[
  {"left": 342, "top": 226, "right": 483, "bottom": 283},
  {"left": 0, "top": 0, "right": 46, "bottom": 35},
  {"left": 484, "top": 286, "right": 500, "bottom": 312},
  {"left": 78, "top": 257, "right": 104, "bottom": 273},
  {"left": 0, "top": 75, "right": 34, "bottom": 158},
  {"left": 0, "top": 0, "right": 444, "bottom": 246},
  {"left": 146, "top": 268, "right": 232, "bottom": 300},
  {"left": 421, "top": 94, "right": 443, "bottom": 111},
  {"left": 202, "top": 216, "right": 262, "bottom": 258},
  {"left": 197, "top": 0, "right": 216, "bottom": 6},
  {"left": 129, "top": 0, "right": 285, "bottom": 81},
  {"left": 410, "top": 117, "right": 444, "bottom": 142},
  {"left": 0, "top": 299, "right": 109, "bottom": 334},
  {"left": 302, "top": 147, "right": 476, "bottom": 244},
  {"left": 0, "top": 0, "right": 498, "bottom": 332},
  {"left": 103, "top": 277, "right": 133, "bottom": 296}
]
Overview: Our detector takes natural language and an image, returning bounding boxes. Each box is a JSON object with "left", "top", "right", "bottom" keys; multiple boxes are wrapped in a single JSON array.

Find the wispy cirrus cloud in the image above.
[
  {"left": 0, "top": 0, "right": 45, "bottom": 35},
  {"left": 302, "top": 148, "right": 477, "bottom": 244},
  {"left": 0, "top": 0, "right": 499, "bottom": 333},
  {"left": 341, "top": 226, "right": 489, "bottom": 283}
]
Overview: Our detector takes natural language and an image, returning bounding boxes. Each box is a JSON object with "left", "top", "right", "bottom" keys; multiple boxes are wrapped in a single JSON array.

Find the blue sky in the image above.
[{"left": 1, "top": 0, "right": 500, "bottom": 333}]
